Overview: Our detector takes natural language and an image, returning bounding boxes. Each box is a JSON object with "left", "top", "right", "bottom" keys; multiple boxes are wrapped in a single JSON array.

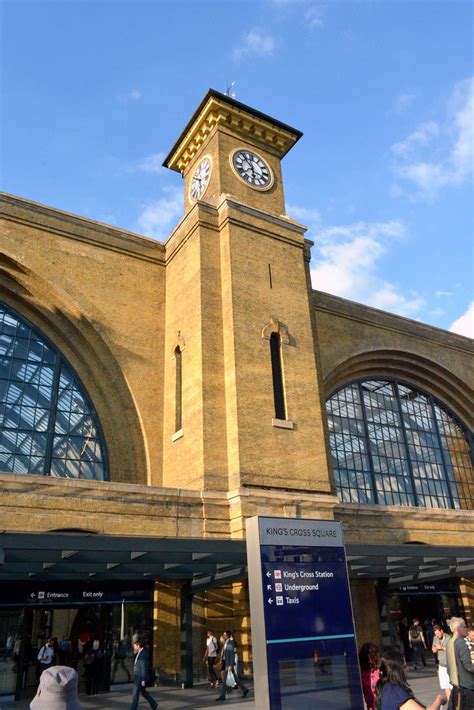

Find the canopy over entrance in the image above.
[
  {"left": 0, "top": 532, "right": 247, "bottom": 591},
  {"left": 0, "top": 532, "right": 472, "bottom": 589}
]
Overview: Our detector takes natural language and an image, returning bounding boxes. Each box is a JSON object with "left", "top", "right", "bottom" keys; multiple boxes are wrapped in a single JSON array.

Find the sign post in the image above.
[{"left": 246, "top": 516, "right": 363, "bottom": 710}]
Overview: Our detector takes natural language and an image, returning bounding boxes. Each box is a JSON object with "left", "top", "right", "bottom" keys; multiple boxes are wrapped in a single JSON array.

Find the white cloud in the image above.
[
  {"left": 392, "top": 77, "right": 474, "bottom": 199},
  {"left": 309, "top": 219, "right": 425, "bottom": 317},
  {"left": 233, "top": 29, "right": 277, "bottom": 61},
  {"left": 286, "top": 203, "right": 322, "bottom": 224},
  {"left": 117, "top": 88, "right": 142, "bottom": 104},
  {"left": 136, "top": 186, "right": 183, "bottom": 240},
  {"left": 391, "top": 121, "right": 439, "bottom": 157},
  {"left": 449, "top": 302, "right": 474, "bottom": 338},
  {"left": 434, "top": 290, "right": 454, "bottom": 298},
  {"left": 136, "top": 152, "right": 166, "bottom": 175},
  {"left": 304, "top": 5, "right": 325, "bottom": 28}
]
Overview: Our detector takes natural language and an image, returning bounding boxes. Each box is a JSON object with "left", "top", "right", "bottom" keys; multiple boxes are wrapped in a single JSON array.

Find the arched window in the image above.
[
  {"left": 270, "top": 332, "right": 286, "bottom": 420},
  {"left": 174, "top": 346, "right": 182, "bottom": 433},
  {"left": 326, "top": 379, "right": 473, "bottom": 510},
  {"left": 0, "top": 303, "right": 108, "bottom": 480}
]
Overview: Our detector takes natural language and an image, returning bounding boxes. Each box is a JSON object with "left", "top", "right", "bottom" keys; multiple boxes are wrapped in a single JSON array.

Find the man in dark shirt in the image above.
[
  {"left": 215, "top": 630, "right": 249, "bottom": 702},
  {"left": 409, "top": 618, "right": 427, "bottom": 670},
  {"left": 130, "top": 637, "right": 157, "bottom": 710}
]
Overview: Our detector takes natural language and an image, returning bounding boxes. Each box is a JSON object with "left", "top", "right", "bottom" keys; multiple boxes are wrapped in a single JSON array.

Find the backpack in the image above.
[
  {"left": 84, "top": 649, "right": 95, "bottom": 665},
  {"left": 410, "top": 625, "right": 420, "bottom": 640}
]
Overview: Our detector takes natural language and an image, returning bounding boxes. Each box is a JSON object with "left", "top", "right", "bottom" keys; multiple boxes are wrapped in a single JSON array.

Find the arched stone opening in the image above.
[
  {"left": 0, "top": 252, "right": 149, "bottom": 484},
  {"left": 324, "top": 349, "right": 473, "bottom": 431}
]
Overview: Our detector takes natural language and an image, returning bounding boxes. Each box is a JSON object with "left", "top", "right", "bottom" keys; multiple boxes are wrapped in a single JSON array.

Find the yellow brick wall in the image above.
[
  {"left": 218, "top": 202, "right": 332, "bottom": 494},
  {"left": 1, "top": 197, "right": 166, "bottom": 487}
]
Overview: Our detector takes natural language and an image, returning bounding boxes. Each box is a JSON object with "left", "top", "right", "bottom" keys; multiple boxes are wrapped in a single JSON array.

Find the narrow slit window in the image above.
[
  {"left": 175, "top": 347, "right": 182, "bottom": 432},
  {"left": 270, "top": 332, "right": 286, "bottom": 420}
]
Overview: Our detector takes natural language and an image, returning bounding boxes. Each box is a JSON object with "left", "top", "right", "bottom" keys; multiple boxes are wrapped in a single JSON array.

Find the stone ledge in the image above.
[
  {"left": 313, "top": 289, "right": 474, "bottom": 351},
  {"left": 335, "top": 501, "right": 474, "bottom": 521},
  {"left": 0, "top": 471, "right": 229, "bottom": 506},
  {"left": 0, "top": 192, "right": 166, "bottom": 264}
]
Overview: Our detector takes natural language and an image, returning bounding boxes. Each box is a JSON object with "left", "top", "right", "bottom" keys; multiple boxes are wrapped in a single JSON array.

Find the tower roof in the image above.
[{"left": 163, "top": 89, "right": 303, "bottom": 173}]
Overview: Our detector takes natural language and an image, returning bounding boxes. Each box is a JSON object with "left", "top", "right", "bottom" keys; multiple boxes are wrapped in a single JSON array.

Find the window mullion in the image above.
[
  {"left": 429, "top": 394, "right": 456, "bottom": 509},
  {"left": 393, "top": 381, "right": 420, "bottom": 507},
  {"left": 43, "top": 355, "right": 62, "bottom": 476},
  {"left": 357, "top": 382, "right": 380, "bottom": 505}
]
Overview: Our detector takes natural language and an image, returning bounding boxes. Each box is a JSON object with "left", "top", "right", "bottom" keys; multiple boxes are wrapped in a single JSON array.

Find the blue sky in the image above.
[{"left": 2, "top": 0, "right": 473, "bottom": 336}]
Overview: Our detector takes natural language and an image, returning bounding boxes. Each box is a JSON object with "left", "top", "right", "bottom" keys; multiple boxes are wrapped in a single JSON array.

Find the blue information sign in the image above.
[{"left": 247, "top": 517, "right": 363, "bottom": 710}]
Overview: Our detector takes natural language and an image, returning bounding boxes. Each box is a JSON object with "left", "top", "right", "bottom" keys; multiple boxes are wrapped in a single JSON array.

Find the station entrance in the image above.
[
  {"left": 0, "top": 532, "right": 248, "bottom": 702},
  {"left": 0, "top": 582, "right": 152, "bottom": 701},
  {"left": 0, "top": 531, "right": 472, "bottom": 703}
]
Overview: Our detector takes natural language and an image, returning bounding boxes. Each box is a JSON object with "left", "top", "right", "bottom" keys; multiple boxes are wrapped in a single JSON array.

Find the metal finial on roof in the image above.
[{"left": 225, "top": 80, "right": 237, "bottom": 99}]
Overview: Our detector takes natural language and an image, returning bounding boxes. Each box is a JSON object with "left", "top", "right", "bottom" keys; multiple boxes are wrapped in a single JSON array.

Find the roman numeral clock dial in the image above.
[
  {"left": 231, "top": 149, "right": 274, "bottom": 190},
  {"left": 189, "top": 156, "right": 211, "bottom": 202}
]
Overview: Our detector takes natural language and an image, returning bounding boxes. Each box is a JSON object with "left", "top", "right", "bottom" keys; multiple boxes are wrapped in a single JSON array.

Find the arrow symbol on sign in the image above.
[
  {"left": 267, "top": 585, "right": 272, "bottom": 590},
  {"left": 267, "top": 598, "right": 274, "bottom": 604},
  {"left": 30, "top": 593, "right": 36, "bottom": 599},
  {"left": 266, "top": 572, "right": 272, "bottom": 578}
]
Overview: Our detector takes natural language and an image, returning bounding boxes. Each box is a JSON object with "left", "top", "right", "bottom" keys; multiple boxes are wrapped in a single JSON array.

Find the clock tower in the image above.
[
  {"left": 163, "top": 89, "right": 302, "bottom": 216},
  {"left": 162, "top": 90, "right": 335, "bottom": 530}
]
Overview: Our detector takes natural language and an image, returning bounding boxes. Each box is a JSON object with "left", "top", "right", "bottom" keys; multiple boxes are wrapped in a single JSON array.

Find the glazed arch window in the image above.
[
  {"left": 325, "top": 379, "right": 473, "bottom": 510},
  {"left": 270, "top": 332, "right": 286, "bottom": 421},
  {"left": 0, "top": 302, "right": 108, "bottom": 480}
]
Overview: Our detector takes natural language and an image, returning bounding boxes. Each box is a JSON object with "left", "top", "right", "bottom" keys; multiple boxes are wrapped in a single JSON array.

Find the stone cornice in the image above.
[
  {"left": 334, "top": 501, "right": 474, "bottom": 522},
  {"left": 313, "top": 289, "right": 474, "bottom": 352},
  {"left": 164, "top": 90, "right": 302, "bottom": 174},
  {"left": 164, "top": 200, "right": 219, "bottom": 264},
  {"left": 218, "top": 195, "right": 307, "bottom": 236},
  {"left": 0, "top": 471, "right": 229, "bottom": 507},
  {"left": 228, "top": 486, "right": 338, "bottom": 506},
  {"left": 0, "top": 192, "right": 166, "bottom": 265}
]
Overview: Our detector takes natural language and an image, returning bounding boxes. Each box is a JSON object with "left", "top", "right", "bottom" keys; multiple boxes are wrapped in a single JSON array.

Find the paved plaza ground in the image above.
[{"left": 3, "top": 665, "right": 443, "bottom": 709}]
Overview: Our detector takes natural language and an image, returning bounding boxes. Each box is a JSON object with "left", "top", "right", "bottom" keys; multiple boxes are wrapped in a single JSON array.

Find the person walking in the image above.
[
  {"left": 359, "top": 642, "right": 381, "bottom": 710},
  {"left": 409, "top": 618, "right": 427, "bottom": 670},
  {"left": 215, "top": 629, "right": 249, "bottom": 702},
  {"left": 374, "top": 650, "right": 447, "bottom": 710},
  {"left": 466, "top": 625, "right": 474, "bottom": 664},
  {"left": 431, "top": 625, "right": 451, "bottom": 702},
  {"left": 58, "top": 637, "right": 70, "bottom": 666},
  {"left": 452, "top": 619, "right": 474, "bottom": 710},
  {"left": 83, "top": 642, "right": 100, "bottom": 696},
  {"left": 130, "top": 637, "right": 157, "bottom": 710},
  {"left": 447, "top": 618, "right": 461, "bottom": 707},
  {"left": 36, "top": 638, "right": 55, "bottom": 683},
  {"left": 203, "top": 629, "right": 220, "bottom": 688},
  {"left": 447, "top": 617, "right": 474, "bottom": 709}
]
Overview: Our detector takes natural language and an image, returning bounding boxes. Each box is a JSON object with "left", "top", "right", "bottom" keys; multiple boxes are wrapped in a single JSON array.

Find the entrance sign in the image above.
[
  {"left": 0, "top": 581, "right": 152, "bottom": 607},
  {"left": 246, "top": 516, "right": 363, "bottom": 710}
]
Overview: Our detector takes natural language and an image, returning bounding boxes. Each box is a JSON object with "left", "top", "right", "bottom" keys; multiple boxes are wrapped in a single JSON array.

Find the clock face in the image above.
[
  {"left": 231, "top": 149, "right": 274, "bottom": 190},
  {"left": 189, "top": 157, "right": 211, "bottom": 202}
]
